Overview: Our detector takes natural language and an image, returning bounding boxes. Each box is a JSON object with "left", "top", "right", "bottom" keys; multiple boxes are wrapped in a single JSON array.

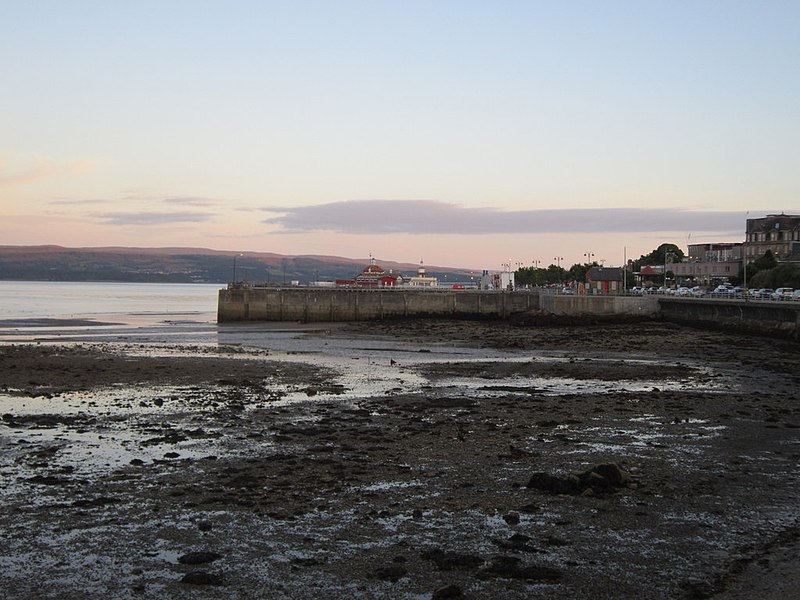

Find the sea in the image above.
[{"left": 0, "top": 280, "right": 222, "bottom": 344}]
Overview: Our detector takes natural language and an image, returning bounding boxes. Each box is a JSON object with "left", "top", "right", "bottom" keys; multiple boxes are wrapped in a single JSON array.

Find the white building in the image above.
[{"left": 406, "top": 261, "right": 438, "bottom": 287}]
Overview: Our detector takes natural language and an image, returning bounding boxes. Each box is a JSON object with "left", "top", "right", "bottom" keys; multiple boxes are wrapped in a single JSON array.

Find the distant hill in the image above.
[{"left": 0, "top": 245, "right": 476, "bottom": 284}]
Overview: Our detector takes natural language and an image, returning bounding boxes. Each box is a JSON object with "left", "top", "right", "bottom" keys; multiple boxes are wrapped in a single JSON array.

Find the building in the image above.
[
  {"left": 491, "top": 270, "right": 515, "bottom": 291},
  {"left": 336, "top": 258, "right": 405, "bottom": 287},
  {"left": 406, "top": 261, "right": 438, "bottom": 287},
  {"left": 745, "top": 214, "right": 800, "bottom": 263},
  {"left": 671, "top": 243, "right": 743, "bottom": 285},
  {"left": 586, "top": 267, "right": 624, "bottom": 294}
]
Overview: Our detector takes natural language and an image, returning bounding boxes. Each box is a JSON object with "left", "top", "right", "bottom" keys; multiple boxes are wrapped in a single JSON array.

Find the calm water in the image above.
[{"left": 0, "top": 281, "right": 221, "bottom": 342}]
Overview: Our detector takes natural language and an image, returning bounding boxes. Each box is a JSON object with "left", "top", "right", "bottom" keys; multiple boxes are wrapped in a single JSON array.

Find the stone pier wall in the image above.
[
  {"left": 217, "top": 288, "right": 541, "bottom": 322},
  {"left": 218, "top": 287, "right": 798, "bottom": 339},
  {"left": 658, "top": 297, "right": 800, "bottom": 339}
]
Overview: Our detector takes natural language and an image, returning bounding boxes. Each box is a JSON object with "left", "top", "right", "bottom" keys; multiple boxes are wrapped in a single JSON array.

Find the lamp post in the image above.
[
  {"left": 584, "top": 252, "right": 594, "bottom": 264},
  {"left": 232, "top": 253, "right": 242, "bottom": 284},
  {"left": 743, "top": 211, "right": 749, "bottom": 300},
  {"left": 664, "top": 251, "right": 674, "bottom": 287},
  {"left": 554, "top": 256, "right": 563, "bottom": 268}
]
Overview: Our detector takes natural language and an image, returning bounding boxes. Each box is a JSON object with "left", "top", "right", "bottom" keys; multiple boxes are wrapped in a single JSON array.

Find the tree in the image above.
[
  {"left": 753, "top": 250, "right": 778, "bottom": 271},
  {"left": 568, "top": 261, "right": 597, "bottom": 284},
  {"left": 630, "top": 243, "right": 685, "bottom": 272},
  {"left": 749, "top": 261, "right": 800, "bottom": 289},
  {"left": 514, "top": 263, "right": 568, "bottom": 286}
]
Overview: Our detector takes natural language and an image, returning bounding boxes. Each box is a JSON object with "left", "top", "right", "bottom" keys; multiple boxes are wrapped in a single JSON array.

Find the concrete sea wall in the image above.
[
  {"left": 218, "top": 287, "right": 799, "bottom": 339},
  {"left": 219, "top": 288, "right": 540, "bottom": 321},
  {"left": 658, "top": 297, "right": 800, "bottom": 339},
  {"left": 539, "top": 294, "right": 658, "bottom": 317},
  {"left": 217, "top": 287, "right": 657, "bottom": 323}
]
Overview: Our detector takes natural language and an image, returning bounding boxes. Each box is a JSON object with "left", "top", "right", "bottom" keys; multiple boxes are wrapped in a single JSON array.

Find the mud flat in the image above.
[{"left": 1, "top": 319, "right": 799, "bottom": 599}]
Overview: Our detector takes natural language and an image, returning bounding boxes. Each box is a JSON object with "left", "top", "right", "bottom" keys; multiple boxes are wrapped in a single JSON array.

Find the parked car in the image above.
[
  {"left": 675, "top": 286, "right": 692, "bottom": 296},
  {"left": 711, "top": 284, "right": 734, "bottom": 298},
  {"left": 793, "top": 290, "right": 800, "bottom": 301},
  {"left": 753, "top": 288, "right": 774, "bottom": 299},
  {"left": 690, "top": 286, "right": 706, "bottom": 297},
  {"left": 772, "top": 287, "right": 794, "bottom": 301}
]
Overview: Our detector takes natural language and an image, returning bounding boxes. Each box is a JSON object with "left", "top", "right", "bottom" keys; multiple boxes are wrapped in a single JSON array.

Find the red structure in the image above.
[{"left": 336, "top": 259, "right": 405, "bottom": 287}]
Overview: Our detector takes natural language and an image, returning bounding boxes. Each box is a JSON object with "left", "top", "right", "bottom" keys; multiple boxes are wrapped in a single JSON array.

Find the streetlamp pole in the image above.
[
  {"left": 664, "top": 251, "right": 674, "bottom": 287},
  {"left": 232, "top": 253, "right": 242, "bottom": 284},
  {"left": 743, "top": 211, "right": 749, "bottom": 299},
  {"left": 584, "top": 252, "right": 594, "bottom": 264}
]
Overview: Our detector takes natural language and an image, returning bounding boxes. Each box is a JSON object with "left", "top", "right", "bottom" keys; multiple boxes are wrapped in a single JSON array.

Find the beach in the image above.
[{"left": 1, "top": 318, "right": 799, "bottom": 599}]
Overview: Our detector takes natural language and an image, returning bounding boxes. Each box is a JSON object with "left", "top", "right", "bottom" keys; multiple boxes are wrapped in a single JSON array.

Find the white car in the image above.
[
  {"left": 772, "top": 288, "right": 794, "bottom": 301},
  {"left": 711, "top": 284, "right": 734, "bottom": 298}
]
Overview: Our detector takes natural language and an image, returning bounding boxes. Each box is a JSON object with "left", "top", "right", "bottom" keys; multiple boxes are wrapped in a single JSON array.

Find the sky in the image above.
[{"left": 2, "top": 1, "right": 799, "bottom": 271}]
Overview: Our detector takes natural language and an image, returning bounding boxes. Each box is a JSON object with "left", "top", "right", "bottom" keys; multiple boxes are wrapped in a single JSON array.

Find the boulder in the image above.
[{"left": 527, "top": 462, "right": 633, "bottom": 496}]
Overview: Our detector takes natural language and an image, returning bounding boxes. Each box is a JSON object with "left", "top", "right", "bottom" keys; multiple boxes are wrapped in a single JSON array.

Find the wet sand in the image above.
[{"left": 1, "top": 319, "right": 799, "bottom": 599}]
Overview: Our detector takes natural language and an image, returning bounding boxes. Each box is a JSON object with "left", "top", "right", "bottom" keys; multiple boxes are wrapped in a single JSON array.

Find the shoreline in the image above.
[{"left": 1, "top": 320, "right": 799, "bottom": 598}]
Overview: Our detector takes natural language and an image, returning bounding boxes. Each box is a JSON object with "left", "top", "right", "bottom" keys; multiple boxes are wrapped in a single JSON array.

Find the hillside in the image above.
[{"left": 0, "top": 245, "right": 475, "bottom": 284}]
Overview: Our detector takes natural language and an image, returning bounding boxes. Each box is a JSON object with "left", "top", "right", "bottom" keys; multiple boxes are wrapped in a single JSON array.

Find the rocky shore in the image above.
[{"left": 1, "top": 319, "right": 799, "bottom": 599}]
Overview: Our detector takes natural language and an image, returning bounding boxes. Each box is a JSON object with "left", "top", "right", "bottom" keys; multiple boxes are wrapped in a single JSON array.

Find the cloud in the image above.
[
  {"left": 49, "top": 198, "right": 108, "bottom": 206},
  {"left": 262, "top": 200, "right": 749, "bottom": 235},
  {"left": 93, "top": 211, "right": 215, "bottom": 225},
  {"left": 160, "top": 197, "right": 217, "bottom": 207},
  {"left": 0, "top": 157, "right": 95, "bottom": 189}
]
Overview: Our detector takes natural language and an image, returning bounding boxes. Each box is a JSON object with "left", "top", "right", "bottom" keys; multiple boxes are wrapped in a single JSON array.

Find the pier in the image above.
[{"left": 218, "top": 286, "right": 800, "bottom": 339}]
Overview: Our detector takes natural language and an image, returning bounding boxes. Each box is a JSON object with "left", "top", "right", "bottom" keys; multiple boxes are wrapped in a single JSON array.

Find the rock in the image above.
[
  {"left": 502, "top": 512, "right": 520, "bottom": 525},
  {"left": 421, "top": 547, "right": 484, "bottom": 571},
  {"left": 180, "top": 571, "right": 224, "bottom": 585},
  {"left": 591, "top": 462, "right": 632, "bottom": 487},
  {"left": 527, "top": 463, "right": 633, "bottom": 496},
  {"left": 197, "top": 520, "right": 213, "bottom": 532},
  {"left": 24, "top": 474, "right": 68, "bottom": 486},
  {"left": 178, "top": 551, "right": 222, "bottom": 565},
  {"left": 432, "top": 584, "right": 464, "bottom": 599},
  {"left": 478, "top": 556, "right": 562, "bottom": 582},
  {"left": 526, "top": 472, "right": 579, "bottom": 494},
  {"left": 374, "top": 564, "right": 407, "bottom": 581}
]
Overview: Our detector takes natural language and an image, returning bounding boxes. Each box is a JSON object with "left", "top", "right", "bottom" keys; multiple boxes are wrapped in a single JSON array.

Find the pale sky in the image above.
[{"left": 2, "top": 1, "right": 798, "bottom": 270}]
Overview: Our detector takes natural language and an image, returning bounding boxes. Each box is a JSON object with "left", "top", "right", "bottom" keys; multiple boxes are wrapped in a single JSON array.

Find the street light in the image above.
[
  {"left": 553, "top": 256, "right": 563, "bottom": 268},
  {"left": 584, "top": 252, "right": 594, "bottom": 264},
  {"left": 664, "top": 251, "right": 674, "bottom": 287},
  {"left": 743, "top": 211, "right": 750, "bottom": 299},
  {"left": 232, "top": 253, "right": 242, "bottom": 284}
]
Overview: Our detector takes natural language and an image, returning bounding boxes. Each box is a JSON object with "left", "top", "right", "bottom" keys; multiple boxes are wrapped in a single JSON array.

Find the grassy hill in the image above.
[{"left": 0, "top": 245, "right": 475, "bottom": 284}]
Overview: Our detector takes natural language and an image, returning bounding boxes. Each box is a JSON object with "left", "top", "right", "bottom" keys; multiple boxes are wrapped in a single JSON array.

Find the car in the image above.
[
  {"left": 689, "top": 286, "right": 705, "bottom": 297},
  {"left": 793, "top": 290, "right": 800, "bottom": 301},
  {"left": 753, "top": 288, "right": 774, "bottom": 299},
  {"left": 772, "top": 287, "right": 795, "bottom": 301},
  {"left": 711, "top": 284, "right": 734, "bottom": 298},
  {"left": 675, "top": 286, "right": 692, "bottom": 296}
]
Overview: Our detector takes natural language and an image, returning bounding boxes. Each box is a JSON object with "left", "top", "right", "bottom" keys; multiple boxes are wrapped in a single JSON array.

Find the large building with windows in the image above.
[
  {"left": 745, "top": 214, "right": 800, "bottom": 263},
  {"left": 671, "top": 243, "right": 742, "bottom": 286}
]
